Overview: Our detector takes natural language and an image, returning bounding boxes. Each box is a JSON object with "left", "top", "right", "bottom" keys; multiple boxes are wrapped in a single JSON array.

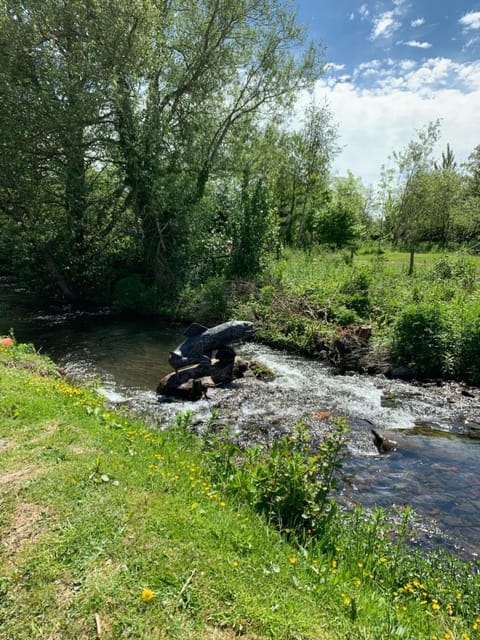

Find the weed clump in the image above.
[{"left": 204, "top": 418, "right": 350, "bottom": 542}]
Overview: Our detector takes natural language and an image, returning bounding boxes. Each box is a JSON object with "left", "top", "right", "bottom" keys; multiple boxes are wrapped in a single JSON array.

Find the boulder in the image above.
[{"left": 157, "top": 356, "right": 250, "bottom": 400}]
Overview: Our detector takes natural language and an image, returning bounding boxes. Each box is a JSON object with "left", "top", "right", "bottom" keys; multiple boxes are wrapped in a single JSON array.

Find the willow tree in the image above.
[
  {"left": 111, "top": 0, "right": 323, "bottom": 294},
  {"left": 0, "top": 0, "right": 322, "bottom": 300},
  {"left": 0, "top": 0, "right": 139, "bottom": 298}
]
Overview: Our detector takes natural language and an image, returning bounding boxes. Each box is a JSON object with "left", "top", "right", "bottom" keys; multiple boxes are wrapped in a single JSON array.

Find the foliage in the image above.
[
  {"left": 113, "top": 274, "right": 159, "bottom": 314},
  {"left": 389, "top": 303, "right": 450, "bottom": 377},
  {"left": 229, "top": 247, "right": 480, "bottom": 384},
  {"left": 204, "top": 419, "right": 350, "bottom": 542},
  {"left": 386, "top": 121, "right": 441, "bottom": 273},
  {"left": 174, "top": 276, "right": 233, "bottom": 325},
  {"left": 315, "top": 172, "right": 368, "bottom": 248},
  {"left": 229, "top": 173, "right": 276, "bottom": 279},
  {"left": 0, "top": 0, "right": 323, "bottom": 300},
  {"left": 454, "top": 301, "right": 480, "bottom": 384}
]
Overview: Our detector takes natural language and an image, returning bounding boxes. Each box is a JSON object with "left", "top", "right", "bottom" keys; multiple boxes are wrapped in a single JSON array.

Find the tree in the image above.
[
  {"left": 109, "top": 0, "right": 323, "bottom": 294},
  {"left": 428, "top": 147, "right": 463, "bottom": 246},
  {"left": 268, "top": 99, "right": 340, "bottom": 248},
  {"left": 465, "top": 144, "right": 480, "bottom": 198},
  {"left": 314, "top": 172, "right": 367, "bottom": 249},
  {"left": 389, "top": 120, "right": 441, "bottom": 274},
  {"left": 0, "top": 0, "right": 323, "bottom": 300},
  {"left": 0, "top": 0, "right": 138, "bottom": 298}
]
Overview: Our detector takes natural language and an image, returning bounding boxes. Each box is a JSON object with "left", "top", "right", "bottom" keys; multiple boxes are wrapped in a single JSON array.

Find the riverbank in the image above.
[
  {"left": 222, "top": 248, "right": 480, "bottom": 386},
  {"left": 2, "top": 341, "right": 480, "bottom": 640}
]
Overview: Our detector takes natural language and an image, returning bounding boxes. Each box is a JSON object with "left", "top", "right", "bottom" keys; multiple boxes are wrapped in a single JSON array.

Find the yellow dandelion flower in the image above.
[
  {"left": 219, "top": 501, "right": 226, "bottom": 507},
  {"left": 432, "top": 601, "right": 440, "bottom": 611},
  {"left": 332, "top": 559, "right": 337, "bottom": 568},
  {"left": 289, "top": 556, "right": 297, "bottom": 564},
  {"left": 232, "top": 561, "right": 239, "bottom": 568},
  {"left": 141, "top": 588, "right": 154, "bottom": 601},
  {"left": 456, "top": 592, "right": 463, "bottom": 600}
]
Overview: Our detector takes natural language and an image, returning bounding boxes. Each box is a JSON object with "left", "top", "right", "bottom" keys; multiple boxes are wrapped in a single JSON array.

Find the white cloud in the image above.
[
  {"left": 359, "top": 4, "right": 369, "bottom": 20},
  {"left": 398, "top": 59, "right": 416, "bottom": 71},
  {"left": 411, "top": 18, "right": 425, "bottom": 28},
  {"left": 398, "top": 40, "right": 432, "bottom": 49},
  {"left": 464, "top": 36, "right": 480, "bottom": 49},
  {"left": 371, "top": 11, "right": 400, "bottom": 40},
  {"left": 295, "top": 59, "right": 480, "bottom": 186},
  {"left": 325, "top": 62, "right": 346, "bottom": 72},
  {"left": 459, "top": 11, "right": 480, "bottom": 30}
]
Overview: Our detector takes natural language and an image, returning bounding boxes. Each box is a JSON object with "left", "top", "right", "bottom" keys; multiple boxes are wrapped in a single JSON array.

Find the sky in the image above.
[{"left": 293, "top": 0, "right": 480, "bottom": 187}]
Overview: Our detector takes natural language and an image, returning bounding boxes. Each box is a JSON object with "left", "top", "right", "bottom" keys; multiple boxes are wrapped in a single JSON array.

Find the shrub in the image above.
[
  {"left": 391, "top": 303, "right": 450, "bottom": 377},
  {"left": 455, "top": 301, "right": 480, "bottom": 384},
  {"left": 204, "top": 419, "right": 350, "bottom": 542},
  {"left": 113, "top": 274, "right": 159, "bottom": 313},
  {"left": 176, "top": 276, "right": 232, "bottom": 325}
]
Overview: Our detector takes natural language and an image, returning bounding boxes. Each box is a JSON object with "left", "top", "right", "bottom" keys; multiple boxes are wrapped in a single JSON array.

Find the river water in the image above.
[{"left": 1, "top": 277, "right": 480, "bottom": 559}]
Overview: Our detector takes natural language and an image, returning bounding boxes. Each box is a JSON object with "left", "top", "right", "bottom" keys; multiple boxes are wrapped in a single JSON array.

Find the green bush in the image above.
[
  {"left": 113, "top": 274, "right": 159, "bottom": 313},
  {"left": 331, "top": 305, "right": 362, "bottom": 326},
  {"left": 455, "top": 301, "right": 480, "bottom": 384},
  {"left": 391, "top": 303, "right": 450, "bottom": 377},
  {"left": 204, "top": 419, "right": 350, "bottom": 542},
  {"left": 176, "top": 276, "right": 232, "bottom": 325}
]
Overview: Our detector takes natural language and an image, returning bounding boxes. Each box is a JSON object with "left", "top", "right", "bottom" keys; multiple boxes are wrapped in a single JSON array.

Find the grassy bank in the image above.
[
  {"left": 1, "top": 342, "right": 480, "bottom": 640},
  {"left": 222, "top": 248, "right": 480, "bottom": 384}
]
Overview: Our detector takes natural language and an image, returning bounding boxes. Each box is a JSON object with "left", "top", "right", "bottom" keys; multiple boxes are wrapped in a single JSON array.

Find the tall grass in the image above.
[{"left": 231, "top": 248, "right": 480, "bottom": 383}]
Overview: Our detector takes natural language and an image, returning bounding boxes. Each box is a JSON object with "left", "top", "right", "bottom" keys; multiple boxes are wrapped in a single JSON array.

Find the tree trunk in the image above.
[
  {"left": 408, "top": 246, "right": 415, "bottom": 275},
  {"left": 43, "top": 243, "right": 79, "bottom": 302}
]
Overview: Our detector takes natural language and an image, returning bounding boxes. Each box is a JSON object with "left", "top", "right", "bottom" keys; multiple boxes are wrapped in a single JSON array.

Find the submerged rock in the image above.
[{"left": 372, "top": 429, "right": 398, "bottom": 454}]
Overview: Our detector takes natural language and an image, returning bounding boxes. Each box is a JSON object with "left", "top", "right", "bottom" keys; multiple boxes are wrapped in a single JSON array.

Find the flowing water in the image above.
[{"left": 1, "top": 277, "right": 480, "bottom": 558}]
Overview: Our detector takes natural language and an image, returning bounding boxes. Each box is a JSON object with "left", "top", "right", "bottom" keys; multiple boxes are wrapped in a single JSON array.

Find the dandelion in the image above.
[
  {"left": 379, "top": 557, "right": 388, "bottom": 563},
  {"left": 432, "top": 600, "right": 440, "bottom": 611},
  {"left": 456, "top": 592, "right": 463, "bottom": 600},
  {"left": 232, "top": 561, "right": 239, "bottom": 568},
  {"left": 332, "top": 559, "right": 337, "bottom": 569},
  {"left": 141, "top": 588, "right": 154, "bottom": 601},
  {"left": 219, "top": 501, "right": 226, "bottom": 507},
  {"left": 289, "top": 556, "right": 297, "bottom": 565}
]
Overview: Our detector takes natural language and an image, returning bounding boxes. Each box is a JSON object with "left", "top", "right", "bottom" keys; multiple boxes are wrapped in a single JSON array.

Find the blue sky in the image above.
[{"left": 293, "top": 0, "right": 480, "bottom": 186}]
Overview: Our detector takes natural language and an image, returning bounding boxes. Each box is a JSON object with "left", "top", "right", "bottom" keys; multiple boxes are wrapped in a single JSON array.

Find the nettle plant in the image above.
[{"left": 204, "top": 418, "right": 350, "bottom": 542}]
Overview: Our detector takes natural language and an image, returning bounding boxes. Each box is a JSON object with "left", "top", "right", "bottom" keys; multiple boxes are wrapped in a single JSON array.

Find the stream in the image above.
[{"left": 1, "top": 277, "right": 480, "bottom": 559}]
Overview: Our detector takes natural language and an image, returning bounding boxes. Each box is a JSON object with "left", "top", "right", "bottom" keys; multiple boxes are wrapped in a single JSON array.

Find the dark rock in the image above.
[
  {"left": 157, "top": 356, "right": 252, "bottom": 400},
  {"left": 372, "top": 429, "right": 398, "bottom": 453}
]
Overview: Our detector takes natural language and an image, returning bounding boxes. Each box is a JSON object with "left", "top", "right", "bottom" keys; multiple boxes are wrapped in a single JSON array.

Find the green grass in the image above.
[
  {"left": 229, "top": 247, "right": 480, "bottom": 382},
  {"left": 1, "top": 342, "right": 480, "bottom": 640}
]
